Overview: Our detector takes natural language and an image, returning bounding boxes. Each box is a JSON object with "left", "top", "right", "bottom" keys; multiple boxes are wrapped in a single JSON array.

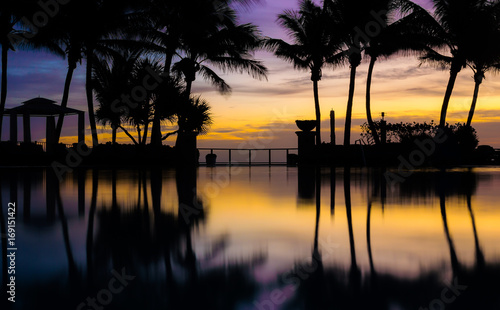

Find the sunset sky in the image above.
[{"left": 2, "top": 0, "right": 500, "bottom": 148}]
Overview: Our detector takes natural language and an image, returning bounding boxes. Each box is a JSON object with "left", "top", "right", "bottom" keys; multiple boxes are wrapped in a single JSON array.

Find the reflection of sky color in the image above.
[
  {"left": 2, "top": 166, "right": 500, "bottom": 296},
  {"left": 2, "top": 0, "right": 500, "bottom": 147}
]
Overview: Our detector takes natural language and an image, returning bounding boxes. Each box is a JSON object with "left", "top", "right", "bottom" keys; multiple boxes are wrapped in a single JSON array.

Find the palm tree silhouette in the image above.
[
  {"left": 417, "top": 0, "right": 490, "bottom": 127},
  {"left": 123, "top": 58, "right": 164, "bottom": 145},
  {"left": 464, "top": 1, "right": 500, "bottom": 127},
  {"left": 364, "top": 2, "right": 434, "bottom": 144},
  {"left": 0, "top": 2, "right": 31, "bottom": 140},
  {"left": 266, "top": 0, "right": 342, "bottom": 146},
  {"left": 93, "top": 50, "right": 142, "bottom": 144},
  {"left": 170, "top": 1, "right": 267, "bottom": 144},
  {"left": 139, "top": 0, "right": 185, "bottom": 147},
  {"left": 63, "top": 0, "right": 139, "bottom": 146},
  {"left": 173, "top": 96, "right": 213, "bottom": 137},
  {"left": 171, "top": 0, "right": 267, "bottom": 98},
  {"left": 24, "top": 6, "right": 86, "bottom": 144},
  {"left": 324, "top": 0, "right": 392, "bottom": 146}
]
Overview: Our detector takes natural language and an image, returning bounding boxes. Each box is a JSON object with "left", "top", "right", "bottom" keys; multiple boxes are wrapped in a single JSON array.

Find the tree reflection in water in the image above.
[{"left": 2, "top": 167, "right": 500, "bottom": 309}]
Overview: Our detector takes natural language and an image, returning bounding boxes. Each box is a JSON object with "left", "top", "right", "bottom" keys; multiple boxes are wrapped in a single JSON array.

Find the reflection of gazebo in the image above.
[{"left": 3, "top": 97, "right": 85, "bottom": 151}]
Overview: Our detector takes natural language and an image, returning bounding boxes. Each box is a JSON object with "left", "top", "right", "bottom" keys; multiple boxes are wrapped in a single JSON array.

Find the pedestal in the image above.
[
  {"left": 176, "top": 131, "right": 199, "bottom": 166},
  {"left": 296, "top": 131, "right": 316, "bottom": 164}
]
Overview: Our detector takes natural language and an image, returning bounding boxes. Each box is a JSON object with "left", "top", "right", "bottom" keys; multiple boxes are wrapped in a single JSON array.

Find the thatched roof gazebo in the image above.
[{"left": 3, "top": 97, "right": 85, "bottom": 152}]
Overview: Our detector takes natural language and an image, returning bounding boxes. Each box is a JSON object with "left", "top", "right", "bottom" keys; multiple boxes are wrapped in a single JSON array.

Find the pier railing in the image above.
[
  {"left": 198, "top": 148, "right": 298, "bottom": 166},
  {"left": 14, "top": 141, "right": 74, "bottom": 152}
]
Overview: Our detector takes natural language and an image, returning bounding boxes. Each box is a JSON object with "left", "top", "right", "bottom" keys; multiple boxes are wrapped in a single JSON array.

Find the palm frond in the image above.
[{"left": 198, "top": 65, "right": 231, "bottom": 94}]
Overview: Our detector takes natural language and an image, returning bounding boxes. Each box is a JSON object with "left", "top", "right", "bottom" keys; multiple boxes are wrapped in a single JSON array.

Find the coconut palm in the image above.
[
  {"left": 19, "top": 12, "right": 84, "bottom": 143},
  {"left": 0, "top": 4, "right": 15, "bottom": 141},
  {"left": 364, "top": 1, "right": 439, "bottom": 144},
  {"left": 266, "top": 0, "right": 342, "bottom": 146},
  {"left": 93, "top": 51, "right": 142, "bottom": 144},
  {"left": 0, "top": 1, "right": 31, "bottom": 140},
  {"left": 171, "top": 0, "right": 267, "bottom": 125},
  {"left": 126, "top": 0, "right": 182, "bottom": 147},
  {"left": 128, "top": 58, "right": 164, "bottom": 145},
  {"left": 324, "top": 0, "right": 393, "bottom": 146},
  {"left": 465, "top": 2, "right": 500, "bottom": 127},
  {"left": 417, "top": 0, "right": 492, "bottom": 127},
  {"left": 57, "top": 0, "right": 140, "bottom": 146}
]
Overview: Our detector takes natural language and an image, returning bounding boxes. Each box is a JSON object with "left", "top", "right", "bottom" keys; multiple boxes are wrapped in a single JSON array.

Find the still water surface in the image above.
[{"left": 1, "top": 166, "right": 499, "bottom": 309}]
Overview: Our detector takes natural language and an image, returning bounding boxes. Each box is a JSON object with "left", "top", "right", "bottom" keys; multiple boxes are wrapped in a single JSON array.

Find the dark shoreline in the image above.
[{"left": 1, "top": 142, "right": 498, "bottom": 168}]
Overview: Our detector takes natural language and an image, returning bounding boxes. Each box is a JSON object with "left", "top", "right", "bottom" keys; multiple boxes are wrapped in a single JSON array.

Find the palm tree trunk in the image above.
[
  {"left": 142, "top": 122, "right": 149, "bottom": 145},
  {"left": 175, "top": 79, "right": 192, "bottom": 148},
  {"left": 119, "top": 125, "right": 138, "bottom": 145},
  {"left": 86, "top": 49, "right": 99, "bottom": 146},
  {"left": 151, "top": 52, "right": 173, "bottom": 147},
  {"left": 137, "top": 125, "right": 142, "bottom": 145},
  {"left": 366, "top": 56, "right": 380, "bottom": 145},
  {"left": 466, "top": 73, "right": 483, "bottom": 127},
  {"left": 112, "top": 127, "right": 117, "bottom": 144},
  {"left": 55, "top": 62, "right": 76, "bottom": 143},
  {"left": 185, "top": 82, "right": 193, "bottom": 101},
  {"left": 0, "top": 43, "right": 8, "bottom": 141},
  {"left": 313, "top": 79, "right": 321, "bottom": 146},
  {"left": 439, "top": 69, "right": 460, "bottom": 127},
  {"left": 344, "top": 65, "right": 357, "bottom": 146}
]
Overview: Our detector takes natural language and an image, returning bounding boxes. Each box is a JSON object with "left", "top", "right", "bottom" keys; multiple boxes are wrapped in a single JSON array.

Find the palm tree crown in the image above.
[{"left": 266, "top": 0, "right": 343, "bottom": 146}]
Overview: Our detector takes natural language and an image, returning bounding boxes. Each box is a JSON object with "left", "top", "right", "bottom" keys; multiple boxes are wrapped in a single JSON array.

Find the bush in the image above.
[{"left": 360, "top": 121, "right": 478, "bottom": 152}]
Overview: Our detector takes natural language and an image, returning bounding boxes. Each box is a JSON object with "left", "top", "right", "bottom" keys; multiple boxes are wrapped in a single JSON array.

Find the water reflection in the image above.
[{"left": 0, "top": 167, "right": 499, "bottom": 309}]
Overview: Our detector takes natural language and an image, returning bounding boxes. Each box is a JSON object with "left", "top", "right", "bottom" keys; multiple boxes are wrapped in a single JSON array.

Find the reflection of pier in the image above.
[{"left": 198, "top": 148, "right": 298, "bottom": 166}]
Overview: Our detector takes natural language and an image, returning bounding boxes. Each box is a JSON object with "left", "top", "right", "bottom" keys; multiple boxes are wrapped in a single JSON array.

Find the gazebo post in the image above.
[
  {"left": 23, "top": 112, "right": 31, "bottom": 143},
  {"left": 78, "top": 112, "right": 85, "bottom": 144},
  {"left": 46, "top": 115, "right": 56, "bottom": 153},
  {"left": 10, "top": 113, "right": 17, "bottom": 143}
]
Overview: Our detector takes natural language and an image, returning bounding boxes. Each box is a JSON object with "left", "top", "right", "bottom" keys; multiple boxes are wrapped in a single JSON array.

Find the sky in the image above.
[{"left": 2, "top": 0, "right": 500, "bottom": 148}]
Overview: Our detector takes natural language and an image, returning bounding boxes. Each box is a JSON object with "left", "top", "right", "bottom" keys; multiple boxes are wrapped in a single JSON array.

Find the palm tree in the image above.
[
  {"left": 324, "top": 0, "right": 392, "bottom": 146},
  {"left": 417, "top": 0, "right": 492, "bottom": 127},
  {"left": 171, "top": 1, "right": 267, "bottom": 136},
  {"left": 129, "top": 58, "right": 165, "bottom": 145},
  {"left": 135, "top": 0, "right": 265, "bottom": 146},
  {"left": 364, "top": 1, "right": 438, "bottom": 144},
  {"left": 465, "top": 2, "right": 500, "bottom": 127},
  {"left": 266, "top": 0, "right": 342, "bottom": 146},
  {"left": 0, "top": 4, "right": 14, "bottom": 141},
  {"left": 19, "top": 11, "right": 83, "bottom": 143},
  {"left": 93, "top": 51, "right": 142, "bottom": 144},
  {"left": 161, "top": 95, "right": 213, "bottom": 142},
  {"left": 0, "top": 1, "right": 29, "bottom": 140},
  {"left": 124, "top": 0, "right": 182, "bottom": 147},
  {"left": 62, "top": 0, "right": 139, "bottom": 146}
]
